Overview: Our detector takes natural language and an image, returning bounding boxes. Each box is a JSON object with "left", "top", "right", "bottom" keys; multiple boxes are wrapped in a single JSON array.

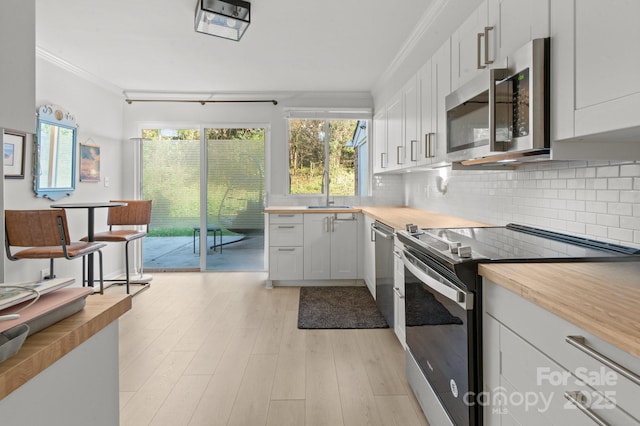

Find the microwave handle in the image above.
[{"left": 489, "top": 67, "right": 509, "bottom": 152}]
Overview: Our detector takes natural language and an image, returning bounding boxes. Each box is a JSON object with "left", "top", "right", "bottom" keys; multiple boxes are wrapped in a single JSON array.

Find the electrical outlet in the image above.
[{"left": 40, "top": 268, "right": 49, "bottom": 280}]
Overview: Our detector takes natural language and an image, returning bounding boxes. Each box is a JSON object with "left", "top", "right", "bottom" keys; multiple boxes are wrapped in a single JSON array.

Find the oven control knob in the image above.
[
  {"left": 458, "top": 245, "right": 472, "bottom": 258},
  {"left": 449, "top": 242, "right": 461, "bottom": 254}
]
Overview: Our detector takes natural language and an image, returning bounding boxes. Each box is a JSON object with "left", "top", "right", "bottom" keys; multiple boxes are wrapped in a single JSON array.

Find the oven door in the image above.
[{"left": 402, "top": 248, "right": 479, "bottom": 426}]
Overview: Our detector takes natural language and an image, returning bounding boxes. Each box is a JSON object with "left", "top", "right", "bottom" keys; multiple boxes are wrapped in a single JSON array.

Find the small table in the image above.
[
  {"left": 50, "top": 202, "right": 127, "bottom": 290},
  {"left": 193, "top": 226, "right": 222, "bottom": 254}
]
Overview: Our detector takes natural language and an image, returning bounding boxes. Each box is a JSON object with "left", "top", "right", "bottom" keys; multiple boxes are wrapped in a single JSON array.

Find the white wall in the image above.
[
  {"left": 398, "top": 160, "right": 640, "bottom": 248},
  {"left": 3, "top": 57, "right": 126, "bottom": 284}
]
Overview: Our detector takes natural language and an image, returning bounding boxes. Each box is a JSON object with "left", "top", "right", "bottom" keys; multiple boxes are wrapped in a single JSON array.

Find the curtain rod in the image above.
[{"left": 125, "top": 98, "right": 278, "bottom": 105}]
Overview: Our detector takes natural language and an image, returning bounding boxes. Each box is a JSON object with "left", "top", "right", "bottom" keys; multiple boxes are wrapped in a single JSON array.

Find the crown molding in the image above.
[
  {"left": 371, "top": 0, "right": 450, "bottom": 98},
  {"left": 36, "top": 46, "right": 124, "bottom": 96}
]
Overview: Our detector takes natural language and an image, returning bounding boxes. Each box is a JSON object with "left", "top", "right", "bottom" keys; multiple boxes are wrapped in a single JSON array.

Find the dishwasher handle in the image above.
[{"left": 371, "top": 223, "right": 394, "bottom": 239}]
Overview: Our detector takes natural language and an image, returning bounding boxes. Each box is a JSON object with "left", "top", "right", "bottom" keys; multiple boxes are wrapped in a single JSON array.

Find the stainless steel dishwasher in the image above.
[{"left": 371, "top": 220, "right": 395, "bottom": 327}]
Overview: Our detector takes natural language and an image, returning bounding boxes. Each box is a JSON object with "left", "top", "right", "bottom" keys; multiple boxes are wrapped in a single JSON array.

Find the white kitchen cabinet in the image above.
[
  {"left": 304, "top": 213, "right": 359, "bottom": 280},
  {"left": 393, "top": 237, "right": 405, "bottom": 348},
  {"left": 372, "top": 110, "right": 387, "bottom": 173},
  {"left": 451, "top": 0, "right": 490, "bottom": 90},
  {"left": 484, "top": 280, "right": 640, "bottom": 425},
  {"left": 551, "top": 0, "right": 640, "bottom": 160},
  {"left": 362, "top": 215, "right": 376, "bottom": 297},
  {"left": 452, "top": 0, "right": 549, "bottom": 91},
  {"left": 418, "top": 40, "right": 451, "bottom": 166},
  {"left": 385, "top": 93, "right": 405, "bottom": 171},
  {"left": 487, "top": 0, "right": 549, "bottom": 67},
  {"left": 402, "top": 75, "right": 419, "bottom": 167},
  {"left": 268, "top": 213, "right": 304, "bottom": 281},
  {"left": 0, "top": 0, "right": 36, "bottom": 134}
]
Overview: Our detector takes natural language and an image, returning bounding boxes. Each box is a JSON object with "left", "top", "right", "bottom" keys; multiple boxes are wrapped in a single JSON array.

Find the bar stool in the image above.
[
  {"left": 85, "top": 200, "right": 152, "bottom": 294},
  {"left": 4, "top": 209, "right": 107, "bottom": 293}
]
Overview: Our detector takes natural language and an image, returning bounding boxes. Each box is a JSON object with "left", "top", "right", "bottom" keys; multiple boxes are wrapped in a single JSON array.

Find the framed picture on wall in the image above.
[
  {"left": 3, "top": 130, "right": 26, "bottom": 179},
  {"left": 79, "top": 142, "right": 100, "bottom": 182}
]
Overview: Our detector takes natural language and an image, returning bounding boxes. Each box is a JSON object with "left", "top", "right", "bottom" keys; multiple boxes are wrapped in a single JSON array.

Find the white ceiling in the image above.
[{"left": 35, "top": 0, "right": 435, "bottom": 97}]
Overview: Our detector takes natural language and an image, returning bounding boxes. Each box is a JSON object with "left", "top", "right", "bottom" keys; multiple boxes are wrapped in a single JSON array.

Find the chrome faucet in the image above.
[{"left": 323, "top": 170, "right": 333, "bottom": 206}]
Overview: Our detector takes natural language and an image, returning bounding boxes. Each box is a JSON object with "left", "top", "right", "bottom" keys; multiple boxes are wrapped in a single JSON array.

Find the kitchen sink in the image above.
[{"left": 307, "top": 205, "right": 352, "bottom": 209}]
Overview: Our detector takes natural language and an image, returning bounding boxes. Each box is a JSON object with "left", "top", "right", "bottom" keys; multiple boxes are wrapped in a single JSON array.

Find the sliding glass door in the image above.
[{"left": 203, "top": 127, "right": 265, "bottom": 271}]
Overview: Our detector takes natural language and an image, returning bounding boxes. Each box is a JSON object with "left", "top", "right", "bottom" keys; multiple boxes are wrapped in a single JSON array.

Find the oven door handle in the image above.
[{"left": 402, "top": 250, "right": 473, "bottom": 310}]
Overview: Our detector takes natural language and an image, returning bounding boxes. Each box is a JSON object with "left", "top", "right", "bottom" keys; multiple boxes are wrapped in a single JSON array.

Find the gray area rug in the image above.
[{"left": 298, "top": 286, "right": 389, "bottom": 329}]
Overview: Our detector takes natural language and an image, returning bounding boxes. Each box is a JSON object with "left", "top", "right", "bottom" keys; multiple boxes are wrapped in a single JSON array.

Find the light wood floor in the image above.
[{"left": 118, "top": 272, "right": 429, "bottom": 426}]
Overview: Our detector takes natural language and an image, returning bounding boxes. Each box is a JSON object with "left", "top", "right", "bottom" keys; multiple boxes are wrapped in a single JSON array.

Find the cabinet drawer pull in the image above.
[
  {"left": 278, "top": 248, "right": 296, "bottom": 252},
  {"left": 563, "top": 391, "right": 609, "bottom": 426},
  {"left": 277, "top": 214, "right": 295, "bottom": 217},
  {"left": 277, "top": 225, "right": 295, "bottom": 229},
  {"left": 565, "top": 336, "right": 640, "bottom": 386}
]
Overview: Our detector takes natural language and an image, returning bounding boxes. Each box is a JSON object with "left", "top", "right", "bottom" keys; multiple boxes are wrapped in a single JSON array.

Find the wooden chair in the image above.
[
  {"left": 87, "top": 200, "right": 152, "bottom": 294},
  {"left": 4, "top": 209, "right": 107, "bottom": 293}
]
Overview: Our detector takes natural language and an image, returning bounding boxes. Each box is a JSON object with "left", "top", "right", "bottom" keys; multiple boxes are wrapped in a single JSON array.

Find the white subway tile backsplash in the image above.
[{"left": 395, "top": 160, "right": 640, "bottom": 248}]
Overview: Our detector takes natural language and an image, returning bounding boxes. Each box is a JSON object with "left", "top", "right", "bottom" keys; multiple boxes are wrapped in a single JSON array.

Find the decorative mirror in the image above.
[{"left": 33, "top": 105, "right": 77, "bottom": 200}]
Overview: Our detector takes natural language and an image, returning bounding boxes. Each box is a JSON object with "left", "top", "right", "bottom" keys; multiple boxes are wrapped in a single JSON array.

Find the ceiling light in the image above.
[{"left": 195, "top": 0, "right": 250, "bottom": 41}]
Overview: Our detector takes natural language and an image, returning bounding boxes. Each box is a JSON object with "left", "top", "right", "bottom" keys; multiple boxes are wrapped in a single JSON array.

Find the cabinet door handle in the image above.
[
  {"left": 324, "top": 217, "right": 330, "bottom": 233},
  {"left": 565, "top": 335, "right": 640, "bottom": 386},
  {"left": 381, "top": 152, "right": 387, "bottom": 168},
  {"left": 410, "top": 140, "right": 417, "bottom": 162},
  {"left": 477, "top": 32, "right": 486, "bottom": 69},
  {"left": 484, "top": 26, "right": 494, "bottom": 65},
  {"left": 277, "top": 225, "right": 295, "bottom": 229},
  {"left": 424, "top": 133, "right": 435, "bottom": 158},
  {"left": 396, "top": 145, "right": 404, "bottom": 164},
  {"left": 563, "top": 391, "right": 609, "bottom": 426}
]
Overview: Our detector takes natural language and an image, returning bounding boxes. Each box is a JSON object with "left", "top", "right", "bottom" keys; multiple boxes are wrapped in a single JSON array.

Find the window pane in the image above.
[
  {"left": 328, "top": 120, "right": 357, "bottom": 196},
  {"left": 288, "top": 119, "right": 325, "bottom": 194}
]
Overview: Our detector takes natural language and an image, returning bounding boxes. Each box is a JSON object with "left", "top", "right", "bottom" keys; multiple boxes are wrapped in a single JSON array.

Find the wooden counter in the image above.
[
  {"left": 0, "top": 293, "right": 131, "bottom": 399},
  {"left": 265, "top": 205, "right": 490, "bottom": 230},
  {"left": 480, "top": 261, "right": 640, "bottom": 358}
]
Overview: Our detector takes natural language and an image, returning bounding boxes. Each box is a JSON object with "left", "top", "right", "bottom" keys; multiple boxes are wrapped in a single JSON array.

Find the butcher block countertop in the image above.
[
  {"left": 265, "top": 205, "right": 491, "bottom": 230},
  {"left": 480, "top": 261, "right": 640, "bottom": 358},
  {"left": 0, "top": 294, "right": 131, "bottom": 399}
]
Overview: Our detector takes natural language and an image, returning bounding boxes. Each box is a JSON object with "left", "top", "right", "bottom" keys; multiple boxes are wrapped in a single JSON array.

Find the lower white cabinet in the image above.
[
  {"left": 362, "top": 215, "right": 376, "bottom": 297},
  {"left": 267, "top": 212, "right": 361, "bottom": 283},
  {"left": 268, "top": 213, "right": 304, "bottom": 281},
  {"left": 304, "top": 213, "right": 359, "bottom": 280},
  {"left": 483, "top": 279, "right": 640, "bottom": 425},
  {"left": 393, "top": 237, "right": 405, "bottom": 348}
]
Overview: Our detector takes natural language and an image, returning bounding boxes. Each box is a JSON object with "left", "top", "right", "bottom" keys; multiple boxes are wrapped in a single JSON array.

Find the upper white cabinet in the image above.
[
  {"left": 372, "top": 110, "right": 387, "bottom": 173},
  {"left": 418, "top": 40, "right": 451, "bottom": 166},
  {"left": 551, "top": 0, "right": 640, "bottom": 159},
  {"left": 0, "top": 0, "right": 36, "bottom": 133},
  {"left": 402, "top": 75, "right": 420, "bottom": 167},
  {"left": 451, "top": 0, "right": 549, "bottom": 90},
  {"left": 451, "top": 1, "right": 491, "bottom": 90},
  {"left": 385, "top": 94, "right": 405, "bottom": 171},
  {"left": 487, "top": 0, "right": 549, "bottom": 68}
]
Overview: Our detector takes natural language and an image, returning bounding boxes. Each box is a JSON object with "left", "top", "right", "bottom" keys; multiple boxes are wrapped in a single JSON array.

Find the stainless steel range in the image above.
[{"left": 396, "top": 223, "right": 640, "bottom": 426}]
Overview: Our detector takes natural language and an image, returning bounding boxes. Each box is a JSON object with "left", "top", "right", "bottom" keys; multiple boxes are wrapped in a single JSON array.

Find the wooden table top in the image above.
[
  {"left": 0, "top": 293, "right": 131, "bottom": 399},
  {"left": 480, "top": 261, "right": 640, "bottom": 358}
]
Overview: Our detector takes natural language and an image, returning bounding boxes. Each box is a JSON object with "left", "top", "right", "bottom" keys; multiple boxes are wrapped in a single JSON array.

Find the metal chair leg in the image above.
[
  {"left": 125, "top": 241, "right": 131, "bottom": 295},
  {"left": 98, "top": 250, "right": 104, "bottom": 295}
]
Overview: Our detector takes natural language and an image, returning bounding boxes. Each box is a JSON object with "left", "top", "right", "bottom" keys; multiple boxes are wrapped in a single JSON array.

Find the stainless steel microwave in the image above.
[{"left": 445, "top": 38, "right": 550, "bottom": 165}]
